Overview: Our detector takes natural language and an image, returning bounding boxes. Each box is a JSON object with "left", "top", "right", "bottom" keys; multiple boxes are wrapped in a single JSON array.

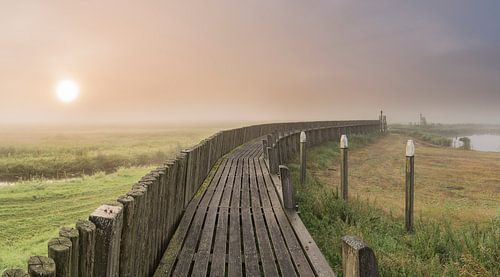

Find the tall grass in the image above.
[{"left": 288, "top": 134, "right": 499, "bottom": 276}]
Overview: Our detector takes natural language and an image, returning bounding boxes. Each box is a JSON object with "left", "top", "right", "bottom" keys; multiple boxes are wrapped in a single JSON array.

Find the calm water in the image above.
[{"left": 452, "top": 134, "right": 500, "bottom": 152}]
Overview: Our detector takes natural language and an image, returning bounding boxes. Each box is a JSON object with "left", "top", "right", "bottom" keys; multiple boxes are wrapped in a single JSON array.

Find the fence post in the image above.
[
  {"left": 48, "top": 237, "right": 72, "bottom": 277},
  {"left": 340, "top": 135, "right": 349, "bottom": 201},
  {"left": 262, "top": 139, "right": 268, "bottom": 159},
  {"left": 28, "top": 256, "right": 56, "bottom": 277},
  {"left": 76, "top": 219, "right": 96, "bottom": 277},
  {"left": 279, "top": 165, "right": 296, "bottom": 210},
  {"left": 300, "top": 131, "right": 307, "bottom": 185},
  {"left": 89, "top": 204, "right": 124, "bottom": 277},
  {"left": 379, "top": 110, "right": 383, "bottom": 133},
  {"left": 405, "top": 140, "right": 415, "bottom": 233},
  {"left": 59, "top": 227, "right": 79, "bottom": 277},
  {"left": 341, "top": 235, "right": 379, "bottom": 277},
  {"left": 383, "top": 115, "right": 387, "bottom": 133}
]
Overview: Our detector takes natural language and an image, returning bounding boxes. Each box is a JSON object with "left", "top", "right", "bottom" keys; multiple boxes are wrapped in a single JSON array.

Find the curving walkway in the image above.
[{"left": 154, "top": 139, "right": 334, "bottom": 276}]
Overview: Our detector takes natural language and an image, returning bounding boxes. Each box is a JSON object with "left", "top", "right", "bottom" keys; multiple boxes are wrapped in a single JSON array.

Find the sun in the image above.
[{"left": 56, "top": 80, "right": 80, "bottom": 103}]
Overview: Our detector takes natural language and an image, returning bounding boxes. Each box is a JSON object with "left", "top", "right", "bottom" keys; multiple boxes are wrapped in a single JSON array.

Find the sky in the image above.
[{"left": 1, "top": 0, "right": 499, "bottom": 125}]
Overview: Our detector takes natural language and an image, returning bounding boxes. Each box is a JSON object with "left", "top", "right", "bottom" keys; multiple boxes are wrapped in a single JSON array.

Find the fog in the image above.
[{"left": 1, "top": 1, "right": 499, "bottom": 125}]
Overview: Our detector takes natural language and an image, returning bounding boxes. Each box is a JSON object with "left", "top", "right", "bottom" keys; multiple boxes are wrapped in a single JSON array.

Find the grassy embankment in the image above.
[
  {"left": 287, "top": 133, "right": 499, "bottom": 276},
  {"left": 0, "top": 126, "right": 221, "bottom": 271}
]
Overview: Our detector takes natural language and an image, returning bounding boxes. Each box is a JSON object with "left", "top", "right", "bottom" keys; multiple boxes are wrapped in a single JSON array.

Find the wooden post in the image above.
[
  {"left": 341, "top": 235, "right": 379, "bottom": 277},
  {"left": 383, "top": 115, "right": 387, "bottom": 133},
  {"left": 48, "top": 237, "right": 72, "bottom": 277},
  {"left": 405, "top": 140, "right": 415, "bottom": 233},
  {"left": 379, "top": 110, "right": 383, "bottom": 133},
  {"left": 59, "top": 227, "right": 79, "bottom": 277},
  {"left": 89, "top": 204, "right": 124, "bottom": 277},
  {"left": 1, "top": 269, "right": 28, "bottom": 277},
  {"left": 75, "top": 219, "right": 96, "bottom": 277},
  {"left": 340, "top": 135, "right": 349, "bottom": 201},
  {"left": 117, "top": 195, "right": 136, "bottom": 277},
  {"left": 279, "top": 165, "right": 295, "bottom": 210},
  {"left": 28, "top": 256, "right": 56, "bottom": 277},
  {"left": 300, "top": 131, "right": 307, "bottom": 185},
  {"left": 262, "top": 139, "right": 268, "bottom": 159}
]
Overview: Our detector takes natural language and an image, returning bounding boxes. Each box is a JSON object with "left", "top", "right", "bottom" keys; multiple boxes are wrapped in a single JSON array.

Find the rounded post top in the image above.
[
  {"left": 300, "top": 131, "right": 307, "bottom": 143},
  {"left": 340, "top": 134, "right": 348, "bottom": 149},
  {"left": 406, "top": 140, "right": 415, "bottom": 157}
]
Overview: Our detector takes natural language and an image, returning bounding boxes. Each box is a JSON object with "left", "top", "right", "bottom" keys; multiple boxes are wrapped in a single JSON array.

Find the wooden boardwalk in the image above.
[{"left": 154, "top": 139, "right": 334, "bottom": 277}]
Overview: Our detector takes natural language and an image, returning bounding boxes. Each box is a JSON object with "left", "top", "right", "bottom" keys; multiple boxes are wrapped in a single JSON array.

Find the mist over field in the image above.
[{"left": 1, "top": 1, "right": 500, "bottom": 125}]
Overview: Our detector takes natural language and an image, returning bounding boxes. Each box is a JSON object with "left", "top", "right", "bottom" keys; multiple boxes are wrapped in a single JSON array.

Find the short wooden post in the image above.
[
  {"left": 76, "top": 219, "right": 96, "bottom": 277},
  {"left": 89, "top": 204, "right": 124, "bottom": 277},
  {"left": 340, "top": 135, "right": 349, "bottom": 201},
  {"left": 59, "top": 227, "right": 79, "bottom": 277},
  {"left": 48, "top": 237, "right": 72, "bottom": 277},
  {"left": 341, "top": 235, "right": 379, "bottom": 277},
  {"left": 1, "top": 269, "right": 28, "bottom": 277},
  {"left": 279, "top": 165, "right": 295, "bottom": 210},
  {"left": 262, "top": 139, "right": 268, "bottom": 159},
  {"left": 405, "top": 140, "right": 415, "bottom": 233},
  {"left": 299, "top": 131, "right": 307, "bottom": 185},
  {"left": 27, "top": 256, "right": 56, "bottom": 277}
]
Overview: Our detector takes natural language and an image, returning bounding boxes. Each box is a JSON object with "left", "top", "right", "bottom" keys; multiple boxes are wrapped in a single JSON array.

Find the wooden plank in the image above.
[
  {"left": 210, "top": 158, "right": 238, "bottom": 276},
  {"left": 228, "top": 158, "right": 243, "bottom": 276},
  {"left": 191, "top": 158, "right": 233, "bottom": 276},
  {"left": 254, "top": 158, "right": 297, "bottom": 277},
  {"left": 248, "top": 158, "right": 279, "bottom": 276},
  {"left": 240, "top": 157, "right": 261, "bottom": 276},
  {"left": 258, "top": 159, "right": 316, "bottom": 276},
  {"left": 173, "top": 158, "right": 232, "bottom": 277}
]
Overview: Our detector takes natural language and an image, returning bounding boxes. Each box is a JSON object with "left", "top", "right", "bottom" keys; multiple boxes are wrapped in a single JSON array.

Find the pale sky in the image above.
[{"left": 1, "top": 1, "right": 499, "bottom": 125}]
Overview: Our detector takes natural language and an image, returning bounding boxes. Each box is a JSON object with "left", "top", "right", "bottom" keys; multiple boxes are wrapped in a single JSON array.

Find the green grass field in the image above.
[
  {"left": 0, "top": 125, "right": 221, "bottom": 181},
  {"left": 0, "top": 125, "right": 225, "bottom": 271},
  {"left": 288, "top": 133, "right": 499, "bottom": 276}
]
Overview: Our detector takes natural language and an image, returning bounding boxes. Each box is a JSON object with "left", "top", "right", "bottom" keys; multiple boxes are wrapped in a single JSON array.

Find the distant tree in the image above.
[{"left": 459, "top": 137, "right": 471, "bottom": 150}]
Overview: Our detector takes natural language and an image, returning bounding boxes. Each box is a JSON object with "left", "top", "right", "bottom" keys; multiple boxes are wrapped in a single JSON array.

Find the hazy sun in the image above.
[{"left": 56, "top": 80, "right": 79, "bottom": 103}]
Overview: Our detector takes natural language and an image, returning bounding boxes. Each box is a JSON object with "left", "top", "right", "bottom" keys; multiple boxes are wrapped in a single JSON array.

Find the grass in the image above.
[
  {"left": 0, "top": 125, "right": 226, "bottom": 271},
  {"left": 0, "top": 167, "right": 152, "bottom": 270},
  {"left": 0, "top": 125, "right": 220, "bottom": 181},
  {"left": 288, "top": 133, "right": 499, "bottom": 276}
]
